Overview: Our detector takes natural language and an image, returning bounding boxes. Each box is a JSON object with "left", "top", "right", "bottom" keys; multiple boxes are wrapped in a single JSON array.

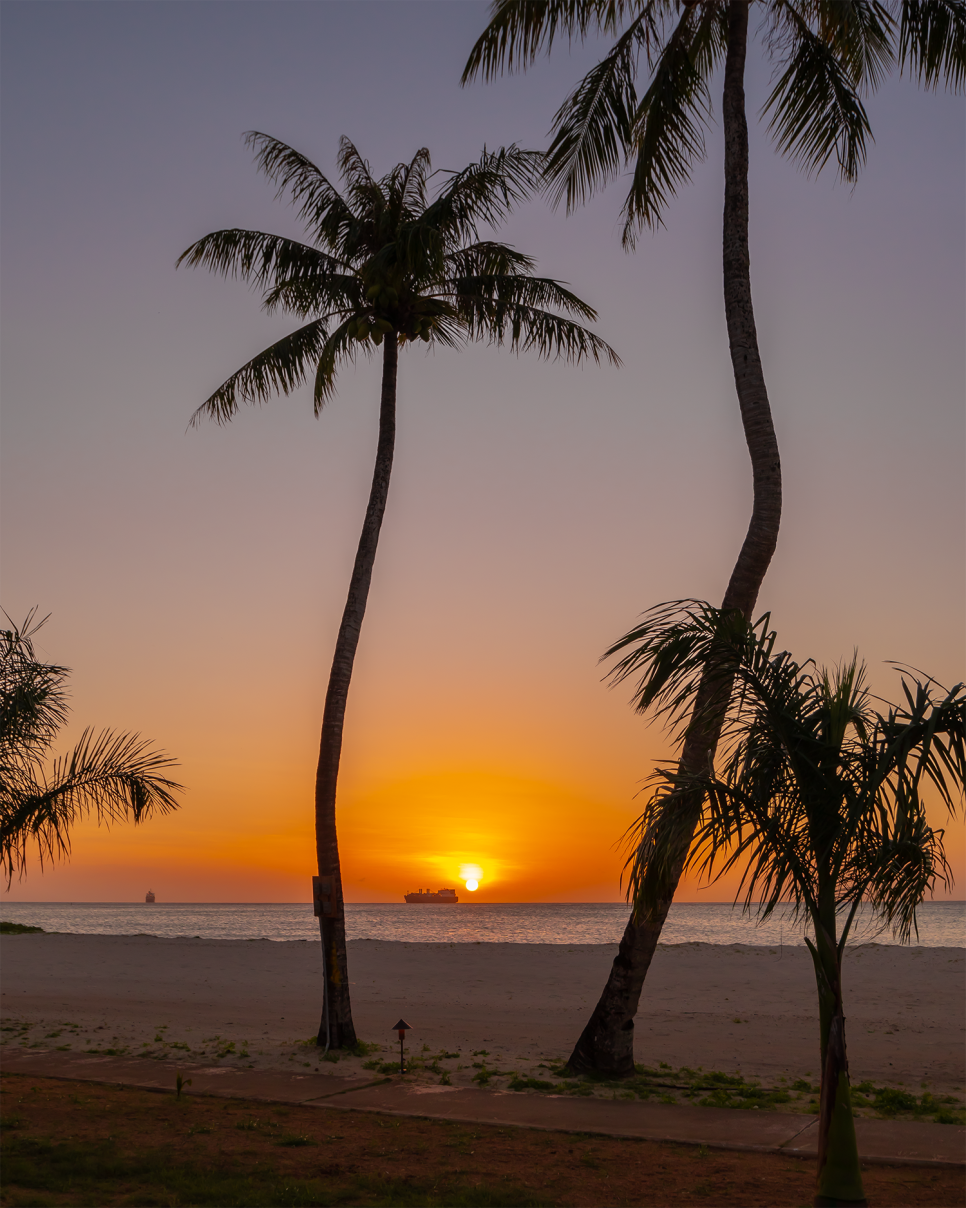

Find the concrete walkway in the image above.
[{"left": 3, "top": 1047, "right": 962, "bottom": 1169}]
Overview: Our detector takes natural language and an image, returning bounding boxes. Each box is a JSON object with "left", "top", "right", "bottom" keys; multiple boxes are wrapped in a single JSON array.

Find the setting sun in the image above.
[{"left": 460, "top": 863, "right": 483, "bottom": 893}]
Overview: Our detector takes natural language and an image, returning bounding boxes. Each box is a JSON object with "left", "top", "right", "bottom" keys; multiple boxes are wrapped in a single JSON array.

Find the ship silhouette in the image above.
[
  {"left": 144, "top": 889, "right": 156, "bottom": 903},
  {"left": 404, "top": 887, "right": 458, "bottom": 904}
]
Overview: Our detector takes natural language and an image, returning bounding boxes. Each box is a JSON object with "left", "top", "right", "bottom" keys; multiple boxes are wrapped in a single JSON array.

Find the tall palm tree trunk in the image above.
[
  {"left": 567, "top": 0, "right": 782, "bottom": 1077},
  {"left": 810, "top": 915, "right": 866, "bottom": 1206},
  {"left": 314, "top": 336, "right": 398, "bottom": 1049}
]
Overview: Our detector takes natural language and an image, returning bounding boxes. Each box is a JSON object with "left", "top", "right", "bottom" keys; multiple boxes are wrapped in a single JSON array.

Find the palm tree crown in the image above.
[
  {"left": 179, "top": 134, "right": 617, "bottom": 1049},
  {"left": 465, "top": 0, "right": 966, "bottom": 242},
  {"left": 178, "top": 134, "right": 618, "bottom": 423},
  {"left": 614, "top": 603, "right": 965, "bottom": 938},
  {"left": 613, "top": 601, "right": 965, "bottom": 1203},
  {"left": 0, "top": 611, "right": 182, "bottom": 883}
]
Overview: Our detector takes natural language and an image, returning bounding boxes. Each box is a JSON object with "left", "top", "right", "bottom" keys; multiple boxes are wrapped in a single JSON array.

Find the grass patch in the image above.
[
  {"left": 0, "top": 921, "right": 44, "bottom": 935},
  {"left": 1, "top": 1134, "right": 544, "bottom": 1206},
  {"left": 2, "top": 1072, "right": 963, "bottom": 1208},
  {"left": 851, "top": 1083, "right": 965, "bottom": 1125}
]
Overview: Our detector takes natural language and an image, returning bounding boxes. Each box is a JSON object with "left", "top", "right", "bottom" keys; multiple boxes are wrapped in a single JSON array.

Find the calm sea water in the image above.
[{"left": 1, "top": 901, "right": 963, "bottom": 947}]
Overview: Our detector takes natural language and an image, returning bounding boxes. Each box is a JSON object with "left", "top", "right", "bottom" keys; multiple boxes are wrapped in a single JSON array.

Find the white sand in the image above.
[{"left": 2, "top": 935, "right": 962, "bottom": 1095}]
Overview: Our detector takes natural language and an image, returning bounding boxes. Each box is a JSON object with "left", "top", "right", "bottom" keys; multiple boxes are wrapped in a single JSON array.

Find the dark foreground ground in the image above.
[{"left": 1, "top": 1075, "right": 962, "bottom": 1208}]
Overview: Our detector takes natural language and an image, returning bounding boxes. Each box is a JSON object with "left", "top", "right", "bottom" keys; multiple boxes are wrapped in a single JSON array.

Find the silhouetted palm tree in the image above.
[
  {"left": 179, "top": 135, "right": 618, "bottom": 1048},
  {"left": 464, "top": 0, "right": 966, "bottom": 1075},
  {"left": 613, "top": 601, "right": 965, "bottom": 1205},
  {"left": 0, "top": 610, "right": 181, "bottom": 882}
]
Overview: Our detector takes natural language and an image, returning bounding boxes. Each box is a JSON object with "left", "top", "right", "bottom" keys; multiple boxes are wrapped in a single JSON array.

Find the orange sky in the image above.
[{"left": 1, "top": 5, "right": 963, "bottom": 906}]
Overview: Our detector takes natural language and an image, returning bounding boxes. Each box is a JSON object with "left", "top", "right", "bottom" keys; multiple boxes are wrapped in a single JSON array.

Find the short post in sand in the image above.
[{"left": 393, "top": 1019, "right": 411, "bottom": 1074}]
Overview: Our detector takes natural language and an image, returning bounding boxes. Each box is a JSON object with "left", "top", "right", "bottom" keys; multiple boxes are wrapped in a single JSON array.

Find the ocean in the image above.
[{"left": 1, "top": 900, "right": 963, "bottom": 947}]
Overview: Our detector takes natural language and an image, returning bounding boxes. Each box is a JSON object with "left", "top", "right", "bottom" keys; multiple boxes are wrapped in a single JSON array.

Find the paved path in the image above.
[{"left": 2, "top": 1047, "right": 962, "bottom": 1169}]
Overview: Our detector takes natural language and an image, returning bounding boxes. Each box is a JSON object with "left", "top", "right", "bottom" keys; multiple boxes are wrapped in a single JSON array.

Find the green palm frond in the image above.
[
  {"left": 190, "top": 319, "right": 330, "bottom": 426},
  {"left": 763, "top": 3, "right": 874, "bottom": 180},
  {"left": 898, "top": 0, "right": 966, "bottom": 88},
  {"left": 1, "top": 727, "right": 181, "bottom": 881},
  {"left": 617, "top": 603, "right": 965, "bottom": 946},
  {"left": 0, "top": 617, "right": 182, "bottom": 883}
]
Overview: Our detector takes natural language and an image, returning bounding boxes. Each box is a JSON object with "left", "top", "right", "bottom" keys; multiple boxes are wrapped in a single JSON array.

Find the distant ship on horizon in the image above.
[
  {"left": 404, "top": 887, "right": 458, "bottom": 904},
  {"left": 145, "top": 890, "right": 156, "bottom": 903}
]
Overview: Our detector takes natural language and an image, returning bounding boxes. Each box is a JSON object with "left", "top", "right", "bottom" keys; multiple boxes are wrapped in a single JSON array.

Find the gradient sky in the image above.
[{"left": 2, "top": 1, "right": 963, "bottom": 904}]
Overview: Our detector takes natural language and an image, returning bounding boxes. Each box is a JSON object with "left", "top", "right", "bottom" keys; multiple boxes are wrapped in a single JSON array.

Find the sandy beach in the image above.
[{"left": 2, "top": 935, "right": 962, "bottom": 1097}]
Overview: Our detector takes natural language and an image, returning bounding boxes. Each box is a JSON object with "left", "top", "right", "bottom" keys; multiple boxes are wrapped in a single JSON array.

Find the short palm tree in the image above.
[
  {"left": 1, "top": 610, "right": 182, "bottom": 883},
  {"left": 613, "top": 601, "right": 966, "bottom": 1205},
  {"left": 178, "top": 134, "right": 618, "bottom": 1048},
  {"left": 464, "top": 0, "right": 966, "bottom": 1075}
]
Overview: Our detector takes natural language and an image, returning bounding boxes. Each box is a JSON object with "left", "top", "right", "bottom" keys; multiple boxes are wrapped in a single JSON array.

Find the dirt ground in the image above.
[{"left": 1, "top": 1074, "right": 962, "bottom": 1208}]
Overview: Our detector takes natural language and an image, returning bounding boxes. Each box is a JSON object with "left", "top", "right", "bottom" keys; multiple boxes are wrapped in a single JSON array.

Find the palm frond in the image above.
[
  {"left": 313, "top": 317, "right": 367, "bottom": 412},
  {"left": 445, "top": 241, "right": 537, "bottom": 278},
  {"left": 605, "top": 600, "right": 773, "bottom": 737},
  {"left": 190, "top": 320, "right": 330, "bottom": 426},
  {"left": 462, "top": 0, "right": 644, "bottom": 83},
  {"left": 763, "top": 3, "right": 873, "bottom": 180},
  {"left": 337, "top": 137, "right": 386, "bottom": 219},
  {"left": 446, "top": 272, "right": 600, "bottom": 322},
  {"left": 422, "top": 146, "right": 545, "bottom": 244},
  {"left": 620, "top": 605, "right": 963, "bottom": 949},
  {"left": 244, "top": 132, "right": 358, "bottom": 258},
  {"left": 260, "top": 273, "right": 363, "bottom": 319},
  {"left": 455, "top": 290, "right": 620, "bottom": 364},
  {"left": 621, "top": 3, "right": 727, "bottom": 241},
  {"left": 1, "top": 727, "right": 182, "bottom": 882},
  {"left": 386, "top": 146, "right": 433, "bottom": 218},
  {"left": 186, "top": 135, "right": 614, "bottom": 418},
  {"left": 544, "top": 17, "right": 644, "bottom": 211},
  {"left": 772, "top": 1, "right": 897, "bottom": 91},
  {"left": 0, "top": 611, "right": 68, "bottom": 764},
  {"left": 898, "top": 0, "right": 966, "bottom": 88},
  {"left": 177, "top": 230, "right": 341, "bottom": 289}
]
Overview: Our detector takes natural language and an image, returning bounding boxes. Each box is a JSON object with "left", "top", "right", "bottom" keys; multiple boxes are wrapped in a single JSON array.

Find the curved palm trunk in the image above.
[
  {"left": 314, "top": 336, "right": 398, "bottom": 1049},
  {"left": 567, "top": 0, "right": 782, "bottom": 1076},
  {"left": 809, "top": 914, "right": 866, "bottom": 1206}
]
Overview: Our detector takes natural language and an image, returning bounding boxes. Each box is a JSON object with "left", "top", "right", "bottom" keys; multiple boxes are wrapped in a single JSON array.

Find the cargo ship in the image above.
[
  {"left": 404, "top": 887, "right": 458, "bottom": 904},
  {"left": 145, "top": 889, "right": 156, "bottom": 903}
]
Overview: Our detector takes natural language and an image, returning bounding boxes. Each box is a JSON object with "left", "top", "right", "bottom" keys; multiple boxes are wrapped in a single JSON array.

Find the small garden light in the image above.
[{"left": 392, "top": 1018, "right": 411, "bottom": 1074}]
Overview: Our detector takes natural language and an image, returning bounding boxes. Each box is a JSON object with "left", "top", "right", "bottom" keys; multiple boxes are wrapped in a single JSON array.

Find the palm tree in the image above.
[
  {"left": 178, "top": 135, "right": 618, "bottom": 1049},
  {"left": 1, "top": 610, "right": 182, "bottom": 883},
  {"left": 463, "top": 0, "right": 966, "bottom": 1075},
  {"left": 613, "top": 602, "right": 965, "bottom": 1206}
]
